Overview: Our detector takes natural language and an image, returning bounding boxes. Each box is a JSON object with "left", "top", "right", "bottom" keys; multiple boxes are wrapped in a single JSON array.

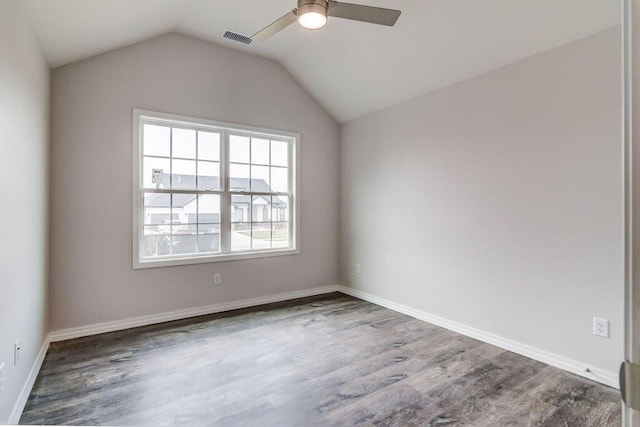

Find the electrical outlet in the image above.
[
  {"left": 593, "top": 317, "right": 609, "bottom": 338},
  {"left": 14, "top": 339, "right": 20, "bottom": 366},
  {"left": 356, "top": 263, "right": 361, "bottom": 274},
  {"left": 0, "top": 362, "right": 5, "bottom": 393},
  {"left": 213, "top": 273, "right": 222, "bottom": 285}
]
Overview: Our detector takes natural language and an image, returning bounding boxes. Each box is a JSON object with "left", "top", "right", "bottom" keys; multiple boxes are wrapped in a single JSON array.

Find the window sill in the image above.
[{"left": 132, "top": 248, "right": 300, "bottom": 269}]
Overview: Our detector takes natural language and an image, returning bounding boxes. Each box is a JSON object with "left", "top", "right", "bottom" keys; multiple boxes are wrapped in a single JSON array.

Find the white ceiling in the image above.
[{"left": 26, "top": 0, "right": 621, "bottom": 123}]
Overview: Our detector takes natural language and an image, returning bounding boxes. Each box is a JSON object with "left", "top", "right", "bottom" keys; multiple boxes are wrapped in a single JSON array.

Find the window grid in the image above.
[{"left": 136, "top": 112, "right": 296, "bottom": 267}]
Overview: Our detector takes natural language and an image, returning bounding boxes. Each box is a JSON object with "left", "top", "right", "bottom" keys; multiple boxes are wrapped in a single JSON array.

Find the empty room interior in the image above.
[{"left": 0, "top": 0, "right": 630, "bottom": 425}]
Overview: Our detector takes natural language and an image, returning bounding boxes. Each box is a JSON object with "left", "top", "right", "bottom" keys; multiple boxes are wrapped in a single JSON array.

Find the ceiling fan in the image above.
[{"left": 251, "top": 0, "right": 402, "bottom": 41}]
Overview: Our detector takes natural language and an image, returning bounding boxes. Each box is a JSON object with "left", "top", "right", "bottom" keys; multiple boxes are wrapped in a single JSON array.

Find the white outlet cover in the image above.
[
  {"left": 213, "top": 273, "right": 222, "bottom": 285},
  {"left": 356, "top": 264, "right": 361, "bottom": 274},
  {"left": 14, "top": 339, "right": 21, "bottom": 366},
  {"left": 593, "top": 317, "right": 610, "bottom": 338}
]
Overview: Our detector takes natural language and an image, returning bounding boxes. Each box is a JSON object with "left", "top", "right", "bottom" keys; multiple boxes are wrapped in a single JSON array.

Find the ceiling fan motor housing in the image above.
[{"left": 297, "top": 0, "right": 329, "bottom": 16}]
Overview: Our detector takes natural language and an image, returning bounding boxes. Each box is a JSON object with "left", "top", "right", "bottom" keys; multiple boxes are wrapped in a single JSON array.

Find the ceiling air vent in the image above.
[{"left": 222, "top": 30, "right": 252, "bottom": 45}]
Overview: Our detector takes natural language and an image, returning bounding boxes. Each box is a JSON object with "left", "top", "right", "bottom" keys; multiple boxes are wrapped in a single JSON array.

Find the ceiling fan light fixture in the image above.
[{"left": 297, "top": 2, "right": 327, "bottom": 30}]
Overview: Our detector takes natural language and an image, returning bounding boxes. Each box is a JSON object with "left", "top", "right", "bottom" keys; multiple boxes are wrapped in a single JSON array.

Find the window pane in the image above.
[
  {"left": 143, "top": 157, "right": 170, "bottom": 189},
  {"left": 198, "top": 194, "right": 220, "bottom": 224},
  {"left": 171, "top": 224, "right": 197, "bottom": 255},
  {"left": 230, "top": 135, "right": 249, "bottom": 163},
  {"left": 272, "top": 222, "right": 289, "bottom": 248},
  {"left": 197, "top": 161, "right": 220, "bottom": 191},
  {"left": 143, "top": 226, "right": 171, "bottom": 257},
  {"left": 198, "top": 131, "right": 220, "bottom": 161},
  {"left": 231, "top": 222, "right": 251, "bottom": 252},
  {"left": 252, "top": 223, "right": 271, "bottom": 249},
  {"left": 172, "top": 128, "right": 196, "bottom": 159},
  {"left": 172, "top": 159, "right": 196, "bottom": 189},
  {"left": 251, "top": 165, "right": 270, "bottom": 192},
  {"left": 198, "top": 224, "right": 220, "bottom": 253},
  {"left": 172, "top": 193, "right": 198, "bottom": 224},
  {"left": 138, "top": 113, "right": 296, "bottom": 262},
  {"left": 271, "top": 166, "right": 288, "bottom": 193},
  {"left": 229, "top": 163, "right": 250, "bottom": 191},
  {"left": 143, "top": 124, "right": 170, "bottom": 157},
  {"left": 252, "top": 195, "right": 271, "bottom": 222},
  {"left": 272, "top": 196, "right": 289, "bottom": 222},
  {"left": 251, "top": 138, "right": 269, "bottom": 165},
  {"left": 271, "top": 140, "right": 288, "bottom": 167},
  {"left": 231, "top": 195, "right": 251, "bottom": 222},
  {"left": 144, "top": 193, "right": 171, "bottom": 225}
]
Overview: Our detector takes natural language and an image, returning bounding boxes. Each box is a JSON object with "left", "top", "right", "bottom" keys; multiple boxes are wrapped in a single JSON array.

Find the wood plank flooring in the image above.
[{"left": 20, "top": 293, "right": 621, "bottom": 426}]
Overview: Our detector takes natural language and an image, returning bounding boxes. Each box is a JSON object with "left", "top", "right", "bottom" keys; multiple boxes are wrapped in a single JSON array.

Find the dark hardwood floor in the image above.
[{"left": 20, "top": 293, "right": 621, "bottom": 426}]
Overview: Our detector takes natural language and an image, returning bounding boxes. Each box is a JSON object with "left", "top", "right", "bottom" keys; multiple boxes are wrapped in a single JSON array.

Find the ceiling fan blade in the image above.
[
  {"left": 327, "top": 1, "right": 400, "bottom": 26},
  {"left": 252, "top": 9, "right": 298, "bottom": 41}
]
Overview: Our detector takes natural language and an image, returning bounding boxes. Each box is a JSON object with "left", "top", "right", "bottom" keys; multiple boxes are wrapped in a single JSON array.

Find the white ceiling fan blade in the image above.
[
  {"left": 327, "top": 1, "right": 401, "bottom": 26},
  {"left": 252, "top": 9, "right": 298, "bottom": 41}
]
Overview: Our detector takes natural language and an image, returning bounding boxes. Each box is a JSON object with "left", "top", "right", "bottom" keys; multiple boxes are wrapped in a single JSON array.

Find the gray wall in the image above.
[
  {"left": 0, "top": 1, "right": 50, "bottom": 422},
  {"left": 340, "top": 28, "right": 623, "bottom": 374},
  {"left": 50, "top": 33, "right": 340, "bottom": 331}
]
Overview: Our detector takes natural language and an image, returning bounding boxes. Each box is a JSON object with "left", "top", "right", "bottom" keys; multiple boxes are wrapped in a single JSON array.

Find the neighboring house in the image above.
[
  {"left": 142, "top": 174, "right": 288, "bottom": 257},
  {"left": 144, "top": 174, "right": 288, "bottom": 225}
]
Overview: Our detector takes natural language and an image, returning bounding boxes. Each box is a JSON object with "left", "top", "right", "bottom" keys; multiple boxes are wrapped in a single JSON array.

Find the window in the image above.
[{"left": 133, "top": 109, "right": 298, "bottom": 269}]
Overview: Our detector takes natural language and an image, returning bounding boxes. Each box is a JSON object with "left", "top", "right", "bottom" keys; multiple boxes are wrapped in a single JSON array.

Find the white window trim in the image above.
[{"left": 132, "top": 109, "right": 300, "bottom": 269}]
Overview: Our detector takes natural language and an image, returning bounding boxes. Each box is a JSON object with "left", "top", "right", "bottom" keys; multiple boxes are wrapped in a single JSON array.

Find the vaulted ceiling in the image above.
[{"left": 26, "top": 0, "right": 620, "bottom": 122}]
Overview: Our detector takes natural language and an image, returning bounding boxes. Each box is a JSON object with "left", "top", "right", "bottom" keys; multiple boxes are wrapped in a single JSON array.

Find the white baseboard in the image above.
[
  {"left": 8, "top": 336, "right": 50, "bottom": 425},
  {"left": 336, "top": 285, "right": 619, "bottom": 389},
  {"left": 49, "top": 285, "right": 341, "bottom": 342}
]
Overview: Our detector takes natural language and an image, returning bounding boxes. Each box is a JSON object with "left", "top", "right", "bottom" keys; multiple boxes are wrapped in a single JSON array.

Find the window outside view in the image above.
[{"left": 140, "top": 119, "right": 293, "bottom": 261}]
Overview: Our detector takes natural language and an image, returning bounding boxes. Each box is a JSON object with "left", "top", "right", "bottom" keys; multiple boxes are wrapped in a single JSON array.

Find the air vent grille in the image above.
[{"left": 222, "top": 30, "right": 252, "bottom": 45}]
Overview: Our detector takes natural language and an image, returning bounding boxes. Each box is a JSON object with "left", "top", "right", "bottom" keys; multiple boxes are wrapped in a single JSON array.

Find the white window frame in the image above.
[{"left": 132, "top": 109, "right": 300, "bottom": 269}]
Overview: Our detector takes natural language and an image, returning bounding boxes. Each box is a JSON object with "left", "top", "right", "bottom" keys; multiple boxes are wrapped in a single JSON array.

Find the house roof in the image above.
[
  {"left": 25, "top": 0, "right": 620, "bottom": 123},
  {"left": 145, "top": 175, "right": 287, "bottom": 208}
]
